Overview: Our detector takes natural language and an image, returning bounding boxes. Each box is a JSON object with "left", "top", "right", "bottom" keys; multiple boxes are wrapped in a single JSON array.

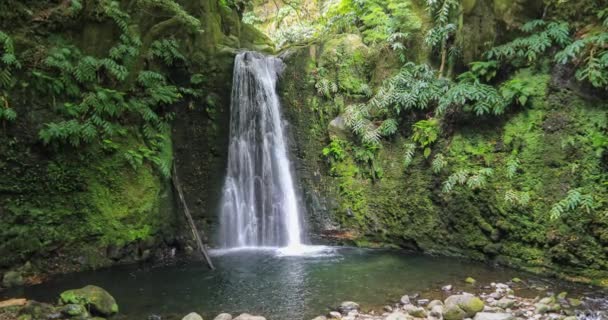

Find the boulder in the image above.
[
  {"left": 427, "top": 300, "right": 444, "bottom": 310},
  {"left": 534, "top": 303, "right": 549, "bottom": 314},
  {"left": 61, "top": 304, "right": 87, "bottom": 317},
  {"left": 2, "top": 271, "right": 24, "bottom": 288},
  {"left": 214, "top": 313, "right": 233, "bottom": 320},
  {"left": 443, "top": 304, "right": 467, "bottom": 320},
  {"left": 20, "top": 301, "right": 58, "bottom": 320},
  {"left": 445, "top": 295, "right": 485, "bottom": 317},
  {"left": 59, "top": 285, "right": 119, "bottom": 317},
  {"left": 384, "top": 311, "right": 408, "bottom": 320},
  {"left": 568, "top": 298, "right": 582, "bottom": 307},
  {"left": 183, "top": 313, "right": 203, "bottom": 320},
  {"left": 473, "top": 313, "right": 514, "bottom": 320},
  {"left": 496, "top": 298, "right": 515, "bottom": 309},
  {"left": 328, "top": 116, "right": 349, "bottom": 140},
  {"left": 404, "top": 304, "right": 426, "bottom": 318},
  {"left": 234, "top": 314, "right": 266, "bottom": 320},
  {"left": 430, "top": 305, "right": 444, "bottom": 317},
  {"left": 328, "top": 311, "right": 342, "bottom": 319},
  {"left": 338, "top": 301, "right": 359, "bottom": 314}
]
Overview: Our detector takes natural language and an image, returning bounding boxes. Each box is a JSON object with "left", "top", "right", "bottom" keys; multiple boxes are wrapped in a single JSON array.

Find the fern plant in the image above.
[
  {"left": 425, "top": 0, "right": 459, "bottom": 76},
  {"left": 555, "top": 16, "right": 608, "bottom": 89},
  {"left": 403, "top": 143, "right": 416, "bottom": 169},
  {"left": 442, "top": 168, "right": 493, "bottom": 193},
  {"left": 549, "top": 188, "right": 594, "bottom": 220},
  {"left": 431, "top": 153, "right": 447, "bottom": 173},
  {"left": 0, "top": 31, "right": 20, "bottom": 122},
  {"left": 149, "top": 39, "right": 185, "bottom": 66},
  {"left": 438, "top": 76, "right": 507, "bottom": 116},
  {"left": 412, "top": 118, "right": 440, "bottom": 158},
  {"left": 504, "top": 189, "right": 531, "bottom": 207},
  {"left": 486, "top": 20, "right": 571, "bottom": 65},
  {"left": 505, "top": 156, "right": 520, "bottom": 179}
]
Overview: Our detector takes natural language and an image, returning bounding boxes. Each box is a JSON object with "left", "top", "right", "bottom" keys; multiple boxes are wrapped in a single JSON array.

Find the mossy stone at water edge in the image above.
[
  {"left": 60, "top": 285, "right": 118, "bottom": 316},
  {"left": 2, "top": 270, "right": 24, "bottom": 288},
  {"left": 445, "top": 295, "right": 485, "bottom": 317}
]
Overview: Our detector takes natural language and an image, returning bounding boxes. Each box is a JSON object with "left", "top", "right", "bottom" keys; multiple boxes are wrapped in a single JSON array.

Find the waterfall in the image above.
[{"left": 219, "top": 51, "right": 303, "bottom": 249}]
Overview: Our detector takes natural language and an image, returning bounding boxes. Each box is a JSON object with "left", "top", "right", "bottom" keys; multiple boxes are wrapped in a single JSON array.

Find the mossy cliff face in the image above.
[
  {"left": 280, "top": 33, "right": 608, "bottom": 285},
  {"left": 0, "top": 0, "right": 272, "bottom": 280}
]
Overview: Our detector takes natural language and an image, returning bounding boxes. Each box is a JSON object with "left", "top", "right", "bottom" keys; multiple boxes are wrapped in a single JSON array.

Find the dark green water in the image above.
[{"left": 1, "top": 247, "right": 599, "bottom": 320}]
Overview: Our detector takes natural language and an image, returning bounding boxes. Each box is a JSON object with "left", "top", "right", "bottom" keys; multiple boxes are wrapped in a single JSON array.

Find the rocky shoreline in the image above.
[{"left": 0, "top": 278, "right": 605, "bottom": 320}]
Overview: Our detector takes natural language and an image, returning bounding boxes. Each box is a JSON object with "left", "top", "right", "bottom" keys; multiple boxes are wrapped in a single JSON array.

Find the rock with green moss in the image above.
[
  {"left": 443, "top": 304, "right": 467, "bottom": 320},
  {"left": 465, "top": 277, "right": 477, "bottom": 284},
  {"left": 61, "top": 304, "right": 87, "bottom": 317},
  {"left": 445, "top": 295, "right": 485, "bottom": 317},
  {"left": 60, "top": 285, "right": 118, "bottom": 317},
  {"left": 2, "top": 270, "right": 24, "bottom": 288}
]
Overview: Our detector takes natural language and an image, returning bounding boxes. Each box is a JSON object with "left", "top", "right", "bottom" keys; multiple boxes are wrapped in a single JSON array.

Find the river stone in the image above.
[
  {"left": 445, "top": 295, "right": 485, "bottom": 317},
  {"left": 311, "top": 317, "right": 327, "bottom": 320},
  {"left": 384, "top": 311, "right": 408, "bottom": 320},
  {"left": 400, "top": 295, "right": 411, "bottom": 305},
  {"left": 567, "top": 298, "right": 582, "bottom": 307},
  {"left": 59, "top": 285, "right": 118, "bottom": 317},
  {"left": 338, "top": 301, "right": 359, "bottom": 314},
  {"left": 465, "top": 277, "right": 477, "bottom": 284},
  {"left": 182, "top": 313, "right": 203, "bottom": 320},
  {"left": 430, "top": 305, "right": 444, "bottom": 317},
  {"left": 473, "top": 313, "right": 514, "bottom": 320},
  {"left": 234, "top": 314, "right": 266, "bottom": 320},
  {"left": 428, "top": 300, "right": 444, "bottom": 310},
  {"left": 534, "top": 303, "right": 549, "bottom": 314},
  {"left": 214, "top": 314, "right": 233, "bottom": 320},
  {"left": 403, "top": 304, "right": 426, "bottom": 318},
  {"left": 539, "top": 297, "right": 554, "bottom": 305},
  {"left": 496, "top": 298, "right": 515, "bottom": 309},
  {"left": 2, "top": 270, "right": 24, "bottom": 288},
  {"left": 61, "top": 304, "right": 86, "bottom": 317},
  {"left": 328, "top": 311, "right": 342, "bottom": 319},
  {"left": 442, "top": 285, "right": 453, "bottom": 291},
  {"left": 443, "top": 304, "right": 467, "bottom": 320}
]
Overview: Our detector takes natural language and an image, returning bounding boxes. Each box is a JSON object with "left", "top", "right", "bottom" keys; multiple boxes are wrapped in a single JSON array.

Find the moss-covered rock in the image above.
[{"left": 60, "top": 285, "right": 118, "bottom": 317}]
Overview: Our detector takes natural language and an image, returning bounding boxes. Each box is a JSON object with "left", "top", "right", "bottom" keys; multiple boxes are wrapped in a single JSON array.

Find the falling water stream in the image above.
[{"left": 219, "top": 51, "right": 303, "bottom": 249}]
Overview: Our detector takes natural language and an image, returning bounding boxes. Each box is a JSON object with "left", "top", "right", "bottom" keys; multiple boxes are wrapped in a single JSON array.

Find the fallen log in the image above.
[
  {"left": 171, "top": 165, "right": 215, "bottom": 270},
  {"left": 0, "top": 298, "right": 27, "bottom": 309}
]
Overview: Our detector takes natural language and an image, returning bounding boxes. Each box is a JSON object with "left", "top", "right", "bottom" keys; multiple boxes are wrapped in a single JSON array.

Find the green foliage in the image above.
[
  {"left": 468, "top": 61, "right": 499, "bottom": 82},
  {"left": 412, "top": 118, "right": 440, "bottom": 158},
  {"left": 442, "top": 168, "right": 494, "bottom": 193},
  {"left": 324, "top": 0, "right": 423, "bottom": 45},
  {"left": 550, "top": 188, "right": 594, "bottom": 220},
  {"left": 149, "top": 39, "right": 185, "bottom": 66},
  {"left": 323, "top": 139, "right": 347, "bottom": 161},
  {"left": 137, "top": 0, "right": 201, "bottom": 30},
  {"left": 0, "top": 31, "right": 20, "bottom": 122},
  {"left": 555, "top": 21, "right": 608, "bottom": 89},
  {"left": 403, "top": 143, "right": 416, "bottom": 169},
  {"left": 500, "top": 78, "right": 538, "bottom": 107},
  {"left": 30, "top": 2, "right": 193, "bottom": 176},
  {"left": 486, "top": 20, "right": 571, "bottom": 65},
  {"left": 438, "top": 78, "right": 507, "bottom": 116},
  {"left": 431, "top": 153, "right": 447, "bottom": 173},
  {"left": 506, "top": 156, "right": 520, "bottom": 179},
  {"left": 504, "top": 189, "right": 531, "bottom": 207}
]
